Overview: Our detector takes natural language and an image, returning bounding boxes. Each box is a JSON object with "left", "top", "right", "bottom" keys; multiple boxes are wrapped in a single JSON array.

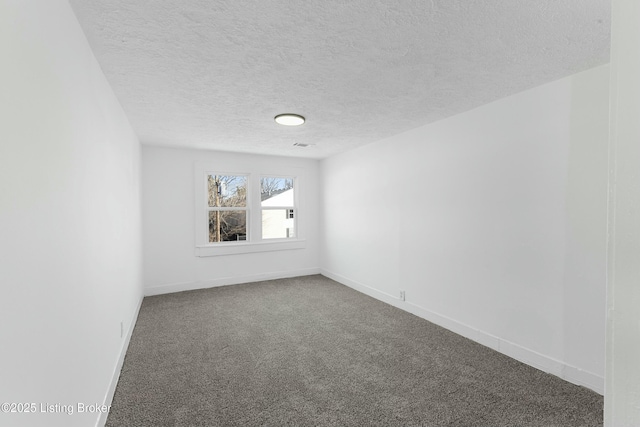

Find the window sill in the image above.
[{"left": 195, "top": 239, "right": 306, "bottom": 257}]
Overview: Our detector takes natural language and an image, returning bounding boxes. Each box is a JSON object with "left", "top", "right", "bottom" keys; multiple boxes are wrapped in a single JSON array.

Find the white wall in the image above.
[
  {"left": 142, "top": 146, "right": 320, "bottom": 295},
  {"left": 605, "top": 0, "right": 640, "bottom": 425},
  {"left": 321, "top": 65, "right": 609, "bottom": 393},
  {"left": 0, "top": 2, "right": 143, "bottom": 427}
]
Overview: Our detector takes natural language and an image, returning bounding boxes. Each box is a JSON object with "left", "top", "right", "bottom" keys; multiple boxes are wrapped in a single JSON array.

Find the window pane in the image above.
[
  {"left": 261, "top": 177, "right": 294, "bottom": 206},
  {"left": 208, "top": 175, "right": 247, "bottom": 207},
  {"left": 209, "top": 210, "right": 247, "bottom": 242},
  {"left": 262, "top": 209, "right": 295, "bottom": 239}
]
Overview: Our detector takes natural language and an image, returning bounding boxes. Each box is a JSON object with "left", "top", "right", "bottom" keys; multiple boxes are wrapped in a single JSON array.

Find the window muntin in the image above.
[
  {"left": 261, "top": 177, "right": 295, "bottom": 239},
  {"left": 207, "top": 175, "right": 247, "bottom": 243}
]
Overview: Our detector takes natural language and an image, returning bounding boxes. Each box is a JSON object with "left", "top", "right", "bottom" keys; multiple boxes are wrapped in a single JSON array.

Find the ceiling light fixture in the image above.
[{"left": 275, "top": 113, "right": 305, "bottom": 126}]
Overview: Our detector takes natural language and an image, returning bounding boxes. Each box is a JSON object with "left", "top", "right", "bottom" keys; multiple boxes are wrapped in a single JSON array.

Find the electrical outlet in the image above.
[{"left": 399, "top": 290, "right": 406, "bottom": 301}]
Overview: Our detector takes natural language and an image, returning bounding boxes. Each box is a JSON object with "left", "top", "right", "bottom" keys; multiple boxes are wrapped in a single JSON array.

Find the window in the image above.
[
  {"left": 207, "top": 174, "right": 247, "bottom": 242},
  {"left": 195, "top": 164, "right": 305, "bottom": 256},
  {"left": 261, "top": 177, "right": 295, "bottom": 239}
]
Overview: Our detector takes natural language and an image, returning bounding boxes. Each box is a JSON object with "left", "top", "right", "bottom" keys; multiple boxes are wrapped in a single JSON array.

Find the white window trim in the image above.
[
  {"left": 195, "top": 239, "right": 307, "bottom": 257},
  {"left": 194, "top": 163, "right": 306, "bottom": 257}
]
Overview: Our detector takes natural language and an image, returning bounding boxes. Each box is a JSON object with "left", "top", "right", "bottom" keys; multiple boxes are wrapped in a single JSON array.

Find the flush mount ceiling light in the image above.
[{"left": 274, "top": 113, "right": 305, "bottom": 126}]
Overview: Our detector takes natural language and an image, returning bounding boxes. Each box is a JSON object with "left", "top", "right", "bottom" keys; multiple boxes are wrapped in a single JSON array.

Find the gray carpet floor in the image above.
[{"left": 106, "top": 275, "right": 603, "bottom": 427}]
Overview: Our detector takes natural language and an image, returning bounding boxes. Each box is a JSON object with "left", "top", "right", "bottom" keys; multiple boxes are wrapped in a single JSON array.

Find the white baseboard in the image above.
[
  {"left": 144, "top": 268, "right": 322, "bottom": 297},
  {"left": 320, "top": 269, "right": 604, "bottom": 395},
  {"left": 96, "top": 295, "right": 144, "bottom": 427},
  {"left": 321, "top": 269, "right": 401, "bottom": 308},
  {"left": 562, "top": 364, "right": 605, "bottom": 394}
]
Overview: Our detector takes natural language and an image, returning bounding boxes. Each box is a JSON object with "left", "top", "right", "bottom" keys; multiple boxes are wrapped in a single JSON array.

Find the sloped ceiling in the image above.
[{"left": 68, "top": 0, "right": 610, "bottom": 159}]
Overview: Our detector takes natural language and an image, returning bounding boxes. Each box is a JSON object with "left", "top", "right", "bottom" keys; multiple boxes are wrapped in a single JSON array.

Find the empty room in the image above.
[{"left": 1, "top": 1, "right": 639, "bottom": 426}]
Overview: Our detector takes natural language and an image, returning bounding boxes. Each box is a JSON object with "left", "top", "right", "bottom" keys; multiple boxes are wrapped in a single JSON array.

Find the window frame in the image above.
[
  {"left": 194, "top": 163, "right": 306, "bottom": 257},
  {"left": 206, "top": 173, "right": 249, "bottom": 243},
  {"left": 260, "top": 174, "right": 297, "bottom": 240}
]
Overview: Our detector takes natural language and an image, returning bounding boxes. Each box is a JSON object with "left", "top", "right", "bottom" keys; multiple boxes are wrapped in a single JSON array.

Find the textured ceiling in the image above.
[{"left": 68, "top": 0, "right": 610, "bottom": 159}]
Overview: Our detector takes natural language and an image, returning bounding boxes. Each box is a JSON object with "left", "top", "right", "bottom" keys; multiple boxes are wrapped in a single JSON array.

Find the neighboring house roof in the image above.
[{"left": 261, "top": 189, "right": 294, "bottom": 207}]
